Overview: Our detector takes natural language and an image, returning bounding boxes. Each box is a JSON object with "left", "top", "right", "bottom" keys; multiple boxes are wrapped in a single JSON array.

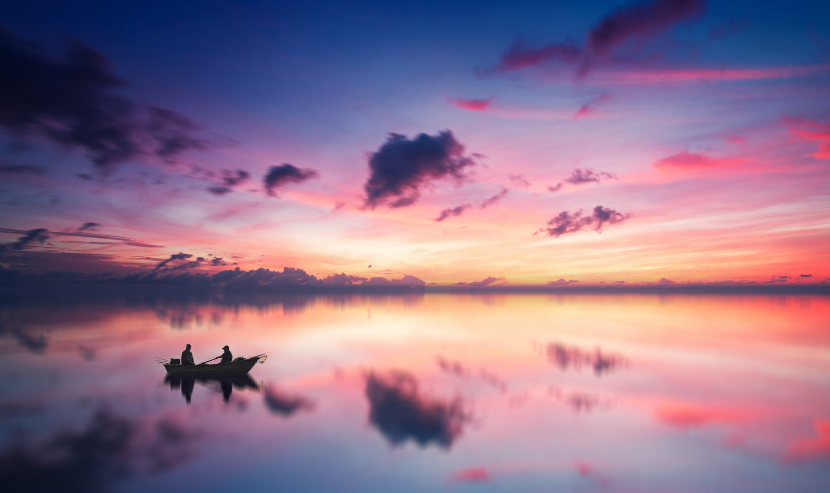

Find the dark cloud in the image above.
[
  {"left": 78, "top": 222, "right": 101, "bottom": 232},
  {"left": 210, "top": 257, "right": 227, "bottom": 267},
  {"left": 488, "top": 0, "right": 704, "bottom": 76},
  {"left": 564, "top": 168, "right": 618, "bottom": 184},
  {"left": 154, "top": 252, "right": 192, "bottom": 270},
  {"left": 453, "top": 276, "right": 504, "bottom": 288},
  {"left": 0, "top": 164, "right": 46, "bottom": 175},
  {"left": 360, "top": 275, "right": 426, "bottom": 289},
  {"left": 538, "top": 206, "right": 631, "bottom": 238},
  {"left": 800, "top": 274, "right": 812, "bottom": 278},
  {"left": 263, "top": 164, "right": 318, "bottom": 197},
  {"left": 587, "top": 0, "right": 705, "bottom": 58},
  {"left": 11, "top": 328, "right": 48, "bottom": 354},
  {"left": 363, "top": 131, "right": 477, "bottom": 209},
  {"left": 548, "top": 168, "right": 618, "bottom": 192},
  {"left": 0, "top": 407, "right": 202, "bottom": 493},
  {"left": 0, "top": 227, "right": 163, "bottom": 251},
  {"left": 488, "top": 38, "right": 582, "bottom": 73},
  {"left": 207, "top": 186, "right": 232, "bottom": 195},
  {"left": 207, "top": 169, "right": 250, "bottom": 195},
  {"left": 480, "top": 187, "right": 509, "bottom": 209},
  {"left": 435, "top": 204, "right": 470, "bottom": 222},
  {"left": 365, "top": 371, "right": 469, "bottom": 449},
  {"left": 0, "top": 27, "right": 210, "bottom": 174},
  {"left": 321, "top": 272, "right": 368, "bottom": 286},
  {"left": 546, "top": 341, "right": 627, "bottom": 376},
  {"left": 0, "top": 228, "right": 50, "bottom": 252},
  {"left": 547, "top": 278, "right": 579, "bottom": 286},
  {"left": 436, "top": 356, "right": 467, "bottom": 377},
  {"left": 263, "top": 386, "right": 315, "bottom": 417}
]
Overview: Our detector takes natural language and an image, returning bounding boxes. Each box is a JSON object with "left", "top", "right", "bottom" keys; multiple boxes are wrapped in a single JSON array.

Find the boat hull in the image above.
[{"left": 164, "top": 356, "right": 260, "bottom": 376}]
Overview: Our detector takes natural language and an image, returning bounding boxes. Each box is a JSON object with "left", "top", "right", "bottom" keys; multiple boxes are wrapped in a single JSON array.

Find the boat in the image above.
[{"left": 163, "top": 355, "right": 264, "bottom": 376}]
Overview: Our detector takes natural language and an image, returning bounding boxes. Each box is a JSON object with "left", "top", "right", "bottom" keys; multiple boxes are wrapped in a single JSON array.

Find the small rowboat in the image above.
[{"left": 163, "top": 355, "right": 264, "bottom": 376}]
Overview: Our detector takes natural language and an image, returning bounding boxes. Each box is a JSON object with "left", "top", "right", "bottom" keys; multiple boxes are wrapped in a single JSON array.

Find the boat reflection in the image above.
[{"left": 163, "top": 374, "right": 260, "bottom": 404}]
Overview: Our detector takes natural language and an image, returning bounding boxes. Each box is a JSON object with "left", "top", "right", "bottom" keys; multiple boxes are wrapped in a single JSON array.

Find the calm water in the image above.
[{"left": 1, "top": 293, "right": 829, "bottom": 492}]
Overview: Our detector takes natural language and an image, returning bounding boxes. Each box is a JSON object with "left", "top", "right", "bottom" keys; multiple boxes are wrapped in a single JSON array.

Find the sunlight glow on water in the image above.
[{"left": 1, "top": 293, "right": 829, "bottom": 492}]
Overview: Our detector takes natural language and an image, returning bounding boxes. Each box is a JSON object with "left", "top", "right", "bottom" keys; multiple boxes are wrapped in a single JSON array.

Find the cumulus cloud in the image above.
[
  {"left": 453, "top": 276, "right": 504, "bottom": 288},
  {"left": 0, "top": 27, "right": 210, "bottom": 174},
  {"left": 363, "top": 131, "right": 477, "bottom": 209},
  {"left": 435, "top": 204, "right": 470, "bottom": 222},
  {"left": 321, "top": 272, "right": 368, "bottom": 286},
  {"left": 547, "top": 278, "right": 579, "bottom": 286},
  {"left": 365, "top": 371, "right": 469, "bottom": 449},
  {"left": 487, "top": 0, "right": 704, "bottom": 76},
  {"left": 537, "top": 206, "right": 631, "bottom": 237},
  {"left": 263, "top": 164, "right": 318, "bottom": 197}
]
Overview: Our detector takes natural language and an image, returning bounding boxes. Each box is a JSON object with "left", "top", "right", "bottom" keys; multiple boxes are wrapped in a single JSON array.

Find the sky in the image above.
[{"left": 0, "top": 0, "right": 829, "bottom": 288}]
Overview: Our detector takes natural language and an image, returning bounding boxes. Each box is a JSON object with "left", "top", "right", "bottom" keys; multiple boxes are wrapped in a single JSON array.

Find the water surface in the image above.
[{"left": 1, "top": 293, "right": 829, "bottom": 492}]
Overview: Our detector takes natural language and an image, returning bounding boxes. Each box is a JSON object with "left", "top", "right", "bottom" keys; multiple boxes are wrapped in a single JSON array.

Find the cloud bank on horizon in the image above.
[{"left": 0, "top": 0, "right": 829, "bottom": 287}]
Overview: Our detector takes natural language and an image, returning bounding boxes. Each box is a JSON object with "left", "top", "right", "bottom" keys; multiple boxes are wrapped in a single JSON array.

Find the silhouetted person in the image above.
[
  {"left": 220, "top": 345, "right": 233, "bottom": 363},
  {"left": 182, "top": 344, "right": 195, "bottom": 365}
]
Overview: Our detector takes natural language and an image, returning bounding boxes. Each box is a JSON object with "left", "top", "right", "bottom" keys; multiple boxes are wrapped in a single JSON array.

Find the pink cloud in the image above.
[
  {"left": 447, "top": 97, "right": 495, "bottom": 112},
  {"left": 654, "top": 403, "right": 747, "bottom": 430},
  {"left": 594, "top": 64, "right": 830, "bottom": 85},
  {"left": 785, "top": 117, "right": 830, "bottom": 159},
  {"left": 654, "top": 151, "right": 745, "bottom": 171},
  {"left": 573, "top": 94, "right": 610, "bottom": 120},
  {"left": 451, "top": 466, "right": 491, "bottom": 483},
  {"left": 784, "top": 419, "right": 830, "bottom": 463}
]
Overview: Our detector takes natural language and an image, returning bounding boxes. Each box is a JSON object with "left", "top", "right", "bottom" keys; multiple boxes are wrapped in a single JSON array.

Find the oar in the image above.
[{"left": 197, "top": 356, "right": 221, "bottom": 366}]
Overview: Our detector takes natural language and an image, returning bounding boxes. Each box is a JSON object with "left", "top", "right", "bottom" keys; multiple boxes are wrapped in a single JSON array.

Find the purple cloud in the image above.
[
  {"left": 488, "top": 0, "right": 705, "bottom": 76},
  {"left": 363, "top": 131, "right": 477, "bottom": 209},
  {"left": 0, "top": 27, "right": 211, "bottom": 174},
  {"left": 435, "top": 204, "right": 470, "bottom": 222},
  {"left": 538, "top": 206, "right": 631, "bottom": 237},
  {"left": 263, "top": 164, "right": 318, "bottom": 197}
]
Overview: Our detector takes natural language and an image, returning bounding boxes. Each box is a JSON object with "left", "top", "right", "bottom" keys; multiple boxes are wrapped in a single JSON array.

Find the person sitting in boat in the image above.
[
  {"left": 220, "top": 345, "right": 233, "bottom": 363},
  {"left": 182, "top": 344, "right": 195, "bottom": 366}
]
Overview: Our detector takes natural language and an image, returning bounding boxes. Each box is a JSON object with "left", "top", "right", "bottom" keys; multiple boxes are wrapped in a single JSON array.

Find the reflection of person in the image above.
[
  {"left": 182, "top": 344, "right": 195, "bottom": 365},
  {"left": 182, "top": 378, "right": 195, "bottom": 404},
  {"left": 220, "top": 345, "right": 233, "bottom": 363}
]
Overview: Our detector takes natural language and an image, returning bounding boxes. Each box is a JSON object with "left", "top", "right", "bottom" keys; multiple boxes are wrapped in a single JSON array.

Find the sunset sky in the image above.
[{"left": 1, "top": 0, "right": 829, "bottom": 287}]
